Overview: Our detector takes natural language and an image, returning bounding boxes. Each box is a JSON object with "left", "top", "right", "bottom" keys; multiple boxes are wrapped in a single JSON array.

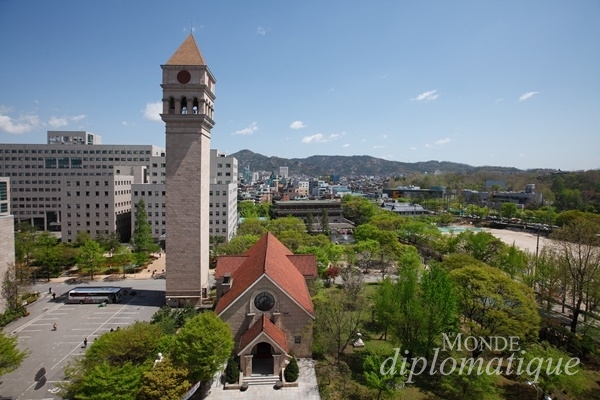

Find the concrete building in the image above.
[
  {"left": 0, "top": 177, "right": 15, "bottom": 312},
  {"left": 162, "top": 34, "right": 215, "bottom": 307},
  {"left": 209, "top": 150, "right": 238, "bottom": 242},
  {"left": 0, "top": 132, "right": 165, "bottom": 243},
  {"left": 279, "top": 166, "right": 289, "bottom": 179}
]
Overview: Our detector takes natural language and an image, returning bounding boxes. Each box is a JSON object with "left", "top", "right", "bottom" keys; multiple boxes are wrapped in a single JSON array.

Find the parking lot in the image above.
[{"left": 1, "top": 278, "right": 165, "bottom": 400}]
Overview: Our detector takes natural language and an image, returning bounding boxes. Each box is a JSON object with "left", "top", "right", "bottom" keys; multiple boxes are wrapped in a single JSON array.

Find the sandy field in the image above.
[{"left": 485, "top": 228, "right": 553, "bottom": 254}]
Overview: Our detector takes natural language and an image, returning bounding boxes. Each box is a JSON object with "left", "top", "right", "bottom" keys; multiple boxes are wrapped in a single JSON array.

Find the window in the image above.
[
  {"left": 254, "top": 292, "right": 275, "bottom": 312},
  {"left": 295, "top": 335, "right": 302, "bottom": 344}
]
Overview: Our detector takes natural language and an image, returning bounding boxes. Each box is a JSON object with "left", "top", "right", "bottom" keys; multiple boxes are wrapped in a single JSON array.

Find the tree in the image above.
[
  {"left": 138, "top": 358, "right": 191, "bottom": 400},
  {"left": 171, "top": 312, "right": 234, "bottom": 383},
  {"left": 225, "top": 357, "right": 240, "bottom": 384},
  {"left": 0, "top": 330, "right": 29, "bottom": 378},
  {"left": 313, "top": 288, "right": 367, "bottom": 362},
  {"left": 440, "top": 365, "right": 500, "bottom": 400},
  {"left": 306, "top": 212, "right": 315, "bottom": 233},
  {"left": 320, "top": 208, "right": 330, "bottom": 235},
  {"left": 551, "top": 216, "right": 600, "bottom": 332},
  {"left": 95, "top": 231, "right": 121, "bottom": 256},
  {"left": 131, "top": 199, "right": 160, "bottom": 255},
  {"left": 450, "top": 265, "right": 540, "bottom": 350},
  {"left": 235, "top": 217, "right": 267, "bottom": 237},
  {"left": 75, "top": 230, "right": 92, "bottom": 247},
  {"left": 341, "top": 195, "right": 378, "bottom": 226},
  {"left": 499, "top": 202, "right": 518, "bottom": 219},
  {"left": 373, "top": 278, "right": 401, "bottom": 341},
  {"left": 284, "top": 356, "right": 299, "bottom": 383},
  {"left": 457, "top": 231, "right": 505, "bottom": 265},
  {"left": 76, "top": 239, "right": 105, "bottom": 279},
  {"left": 14, "top": 222, "right": 37, "bottom": 270},
  {"left": 495, "top": 243, "right": 529, "bottom": 278},
  {"left": 237, "top": 200, "right": 258, "bottom": 218},
  {"left": 70, "top": 362, "right": 146, "bottom": 400},
  {"left": 218, "top": 234, "right": 260, "bottom": 255},
  {"left": 1, "top": 263, "right": 30, "bottom": 312},
  {"left": 34, "top": 231, "right": 61, "bottom": 281},
  {"left": 363, "top": 350, "right": 405, "bottom": 400}
]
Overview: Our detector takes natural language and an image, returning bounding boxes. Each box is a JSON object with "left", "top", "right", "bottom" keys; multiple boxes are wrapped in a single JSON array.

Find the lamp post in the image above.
[{"left": 526, "top": 381, "right": 552, "bottom": 400}]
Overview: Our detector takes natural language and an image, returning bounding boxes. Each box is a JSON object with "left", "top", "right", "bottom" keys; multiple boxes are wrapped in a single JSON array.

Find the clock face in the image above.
[
  {"left": 254, "top": 292, "right": 275, "bottom": 312},
  {"left": 177, "top": 70, "right": 191, "bottom": 84}
]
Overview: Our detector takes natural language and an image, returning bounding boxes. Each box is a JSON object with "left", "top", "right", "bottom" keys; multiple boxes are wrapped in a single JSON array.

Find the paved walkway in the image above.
[{"left": 206, "top": 358, "right": 321, "bottom": 400}]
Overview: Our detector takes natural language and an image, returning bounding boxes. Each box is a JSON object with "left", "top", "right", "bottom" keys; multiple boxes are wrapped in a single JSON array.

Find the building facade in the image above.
[
  {"left": 0, "top": 132, "right": 165, "bottom": 242},
  {"left": 162, "top": 34, "right": 216, "bottom": 306},
  {"left": 209, "top": 150, "right": 238, "bottom": 242}
]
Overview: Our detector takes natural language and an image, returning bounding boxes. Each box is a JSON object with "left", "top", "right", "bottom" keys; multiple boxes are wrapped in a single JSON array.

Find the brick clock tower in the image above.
[{"left": 161, "top": 34, "right": 216, "bottom": 307}]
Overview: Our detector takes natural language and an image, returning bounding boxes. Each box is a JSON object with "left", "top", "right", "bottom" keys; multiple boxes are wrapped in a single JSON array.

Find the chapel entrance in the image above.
[{"left": 252, "top": 342, "right": 274, "bottom": 375}]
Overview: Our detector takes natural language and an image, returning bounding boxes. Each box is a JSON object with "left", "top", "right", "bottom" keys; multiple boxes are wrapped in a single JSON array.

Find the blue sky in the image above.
[{"left": 0, "top": 1, "right": 599, "bottom": 171}]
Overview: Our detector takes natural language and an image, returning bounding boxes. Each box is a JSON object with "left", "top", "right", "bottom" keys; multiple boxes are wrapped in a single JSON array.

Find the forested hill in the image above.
[{"left": 230, "top": 149, "right": 524, "bottom": 176}]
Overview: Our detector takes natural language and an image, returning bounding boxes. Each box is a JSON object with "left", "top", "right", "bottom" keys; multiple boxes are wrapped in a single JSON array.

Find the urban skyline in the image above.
[{"left": 1, "top": 1, "right": 599, "bottom": 171}]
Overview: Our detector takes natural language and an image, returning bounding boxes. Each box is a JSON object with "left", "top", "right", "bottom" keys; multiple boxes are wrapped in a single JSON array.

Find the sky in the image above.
[{"left": 0, "top": 1, "right": 599, "bottom": 171}]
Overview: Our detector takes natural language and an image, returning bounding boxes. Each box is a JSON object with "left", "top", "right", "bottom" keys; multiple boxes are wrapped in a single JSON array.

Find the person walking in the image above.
[
  {"left": 83, "top": 337, "right": 88, "bottom": 348},
  {"left": 52, "top": 323, "right": 57, "bottom": 331}
]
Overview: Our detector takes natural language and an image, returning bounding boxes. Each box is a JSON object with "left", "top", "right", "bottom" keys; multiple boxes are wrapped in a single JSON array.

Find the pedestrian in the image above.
[
  {"left": 52, "top": 292, "right": 56, "bottom": 300},
  {"left": 52, "top": 323, "right": 57, "bottom": 331},
  {"left": 49, "top": 287, "right": 52, "bottom": 294},
  {"left": 110, "top": 328, "right": 114, "bottom": 332},
  {"left": 83, "top": 337, "right": 88, "bottom": 348}
]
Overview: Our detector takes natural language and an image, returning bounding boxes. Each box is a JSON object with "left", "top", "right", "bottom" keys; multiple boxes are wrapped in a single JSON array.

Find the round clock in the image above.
[
  {"left": 177, "top": 70, "right": 191, "bottom": 84},
  {"left": 254, "top": 292, "right": 275, "bottom": 312}
]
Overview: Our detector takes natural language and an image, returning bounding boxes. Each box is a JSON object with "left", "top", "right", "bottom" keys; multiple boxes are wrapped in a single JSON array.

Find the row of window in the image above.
[
  {"left": 215, "top": 163, "right": 232, "bottom": 168},
  {"left": 0, "top": 149, "right": 154, "bottom": 155},
  {"left": 208, "top": 211, "right": 227, "bottom": 216},
  {"left": 1, "top": 172, "right": 119, "bottom": 177},
  {"left": 209, "top": 220, "right": 228, "bottom": 225},
  {"left": 209, "top": 228, "right": 228, "bottom": 233},
  {"left": 66, "top": 191, "right": 129, "bottom": 197},
  {"left": 0, "top": 164, "right": 145, "bottom": 170},
  {"left": 209, "top": 203, "right": 229, "bottom": 207},
  {"left": 133, "top": 191, "right": 166, "bottom": 196}
]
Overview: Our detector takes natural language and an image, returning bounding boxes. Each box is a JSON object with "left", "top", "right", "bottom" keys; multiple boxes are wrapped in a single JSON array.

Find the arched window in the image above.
[
  {"left": 192, "top": 98, "right": 199, "bottom": 114},
  {"left": 181, "top": 97, "right": 188, "bottom": 114}
]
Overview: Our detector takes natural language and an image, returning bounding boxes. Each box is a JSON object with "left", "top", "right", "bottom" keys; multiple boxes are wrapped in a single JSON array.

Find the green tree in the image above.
[
  {"left": 0, "top": 330, "right": 29, "bottom": 378},
  {"left": 267, "top": 216, "right": 306, "bottom": 236},
  {"left": 363, "top": 350, "right": 406, "bottom": 400},
  {"left": 457, "top": 230, "right": 505, "bottom": 265},
  {"left": 551, "top": 216, "right": 600, "bottom": 332},
  {"left": 95, "top": 231, "right": 121, "bottom": 256},
  {"left": 440, "top": 366, "right": 500, "bottom": 400},
  {"left": 342, "top": 195, "right": 378, "bottom": 226},
  {"left": 450, "top": 265, "right": 540, "bottom": 350},
  {"left": 75, "top": 230, "right": 92, "bottom": 247},
  {"left": 306, "top": 212, "right": 315, "bottom": 233},
  {"left": 284, "top": 356, "right": 299, "bottom": 383},
  {"left": 131, "top": 199, "right": 160, "bottom": 255},
  {"left": 138, "top": 358, "right": 191, "bottom": 400},
  {"left": 1, "top": 263, "right": 30, "bottom": 312},
  {"left": 373, "top": 278, "right": 401, "bottom": 341},
  {"left": 320, "top": 208, "right": 330, "bottom": 235},
  {"left": 171, "top": 312, "right": 234, "bottom": 382},
  {"left": 237, "top": 200, "right": 258, "bottom": 218},
  {"left": 71, "top": 362, "right": 146, "bottom": 400},
  {"left": 218, "top": 234, "right": 260, "bottom": 255},
  {"left": 499, "top": 202, "right": 518, "bottom": 219},
  {"left": 76, "top": 239, "right": 105, "bottom": 280},
  {"left": 34, "top": 231, "right": 61, "bottom": 281},
  {"left": 236, "top": 217, "right": 267, "bottom": 237},
  {"left": 224, "top": 357, "right": 240, "bottom": 384},
  {"left": 496, "top": 243, "right": 529, "bottom": 278}
]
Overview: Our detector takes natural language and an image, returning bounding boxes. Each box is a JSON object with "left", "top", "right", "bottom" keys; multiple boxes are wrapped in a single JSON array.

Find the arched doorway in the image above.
[{"left": 252, "top": 342, "right": 274, "bottom": 375}]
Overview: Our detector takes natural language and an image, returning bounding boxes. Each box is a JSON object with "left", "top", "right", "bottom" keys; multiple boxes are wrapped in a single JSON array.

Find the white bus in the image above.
[{"left": 67, "top": 287, "right": 123, "bottom": 304}]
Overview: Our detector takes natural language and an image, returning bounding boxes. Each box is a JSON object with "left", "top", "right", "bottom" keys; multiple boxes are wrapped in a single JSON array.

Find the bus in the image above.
[{"left": 67, "top": 287, "right": 123, "bottom": 304}]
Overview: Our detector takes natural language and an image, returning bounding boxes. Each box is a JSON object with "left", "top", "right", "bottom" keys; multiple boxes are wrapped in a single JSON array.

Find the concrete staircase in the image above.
[{"left": 243, "top": 374, "right": 280, "bottom": 386}]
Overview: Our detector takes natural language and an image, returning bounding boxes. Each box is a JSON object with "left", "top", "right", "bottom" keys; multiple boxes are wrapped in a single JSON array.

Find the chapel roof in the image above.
[
  {"left": 238, "top": 314, "right": 289, "bottom": 355},
  {"left": 166, "top": 34, "right": 206, "bottom": 66}
]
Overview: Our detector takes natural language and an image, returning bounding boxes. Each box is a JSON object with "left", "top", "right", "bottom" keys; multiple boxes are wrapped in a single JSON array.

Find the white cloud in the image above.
[
  {"left": 256, "top": 26, "right": 267, "bottom": 36},
  {"left": 289, "top": 121, "right": 306, "bottom": 130},
  {"left": 425, "top": 143, "right": 431, "bottom": 148},
  {"left": 71, "top": 114, "right": 86, "bottom": 122},
  {"left": 410, "top": 147, "right": 417, "bottom": 150},
  {"left": 414, "top": 90, "right": 439, "bottom": 102},
  {"left": 301, "top": 132, "right": 343, "bottom": 144},
  {"left": 233, "top": 122, "right": 258, "bottom": 135},
  {"left": 0, "top": 105, "right": 12, "bottom": 114},
  {"left": 48, "top": 116, "right": 68, "bottom": 128},
  {"left": 0, "top": 113, "right": 40, "bottom": 134},
  {"left": 373, "top": 145, "right": 385, "bottom": 149},
  {"left": 434, "top": 138, "right": 451, "bottom": 145},
  {"left": 380, "top": 134, "right": 388, "bottom": 139},
  {"left": 519, "top": 92, "right": 539, "bottom": 102},
  {"left": 343, "top": 143, "right": 350, "bottom": 148},
  {"left": 143, "top": 101, "right": 162, "bottom": 122},
  {"left": 495, "top": 98, "right": 504, "bottom": 104},
  {"left": 122, "top": 121, "right": 129, "bottom": 126}
]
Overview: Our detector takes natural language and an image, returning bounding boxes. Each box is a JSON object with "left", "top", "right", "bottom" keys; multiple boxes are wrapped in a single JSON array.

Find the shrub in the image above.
[
  {"left": 284, "top": 356, "right": 299, "bottom": 383},
  {"left": 0, "top": 307, "right": 27, "bottom": 327},
  {"left": 225, "top": 357, "right": 239, "bottom": 384}
]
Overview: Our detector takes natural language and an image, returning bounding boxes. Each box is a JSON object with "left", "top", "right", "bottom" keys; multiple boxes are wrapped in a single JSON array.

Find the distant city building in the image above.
[
  {"left": 209, "top": 150, "right": 238, "bottom": 242},
  {"left": 381, "top": 201, "right": 429, "bottom": 216},
  {"left": 279, "top": 166, "right": 288, "bottom": 179},
  {"left": 271, "top": 200, "right": 343, "bottom": 225},
  {"left": 462, "top": 184, "right": 543, "bottom": 208},
  {"left": 383, "top": 185, "right": 446, "bottom": 199}
]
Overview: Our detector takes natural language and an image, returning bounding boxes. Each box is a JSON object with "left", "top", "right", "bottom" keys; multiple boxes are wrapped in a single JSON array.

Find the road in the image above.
[{"left": 0, "top": 278, "right": 165, "bottom": 400}]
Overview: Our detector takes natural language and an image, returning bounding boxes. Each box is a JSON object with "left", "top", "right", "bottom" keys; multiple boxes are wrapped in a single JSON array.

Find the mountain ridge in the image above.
[{"left": 230, "top": 149, "right": 528, "bottom": 177}]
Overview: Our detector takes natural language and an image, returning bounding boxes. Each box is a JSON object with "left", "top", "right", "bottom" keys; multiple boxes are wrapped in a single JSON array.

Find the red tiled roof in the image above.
[
  {"left": 214, "top": 255, "right": 247, "bottom": 279},
  {"left": 287, "top": 254, "right": 318, "bottom": 277},
  {"left": 166, "top": 34, "right": 206, "bottom": 65},
  {"left": 239, "top": 315, "right": 288, "bottom": 354},
  {"left": 215, "top": 232, "right": 315, "bottom": 316}
]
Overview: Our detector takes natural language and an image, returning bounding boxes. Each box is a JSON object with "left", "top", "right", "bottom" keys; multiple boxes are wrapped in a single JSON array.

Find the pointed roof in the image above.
[
  {"left": 166, "top": 34, "right": 206, "bottom": 66},
  {"left": 238, "top": 315, "right": 289, "bottom": 355},
  {"left": 215, "top": 233, "right": 315, "bottom": 316}
]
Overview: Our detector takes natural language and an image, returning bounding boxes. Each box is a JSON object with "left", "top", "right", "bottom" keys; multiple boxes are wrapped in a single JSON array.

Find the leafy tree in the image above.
[
  {"left": 235, "top": 217, "right": 267, "bottom": 237},
  {"left": 34, "top": 231, "right": 61, "bottom": 281},
  {"left": 76, "top": 239, "right": 105, "bottom": 279},
  {"left": 0, "top": 330, "right": 29, "bottom": 378},
  {"left": 171, "top": 312, "right": 234, "bottom": 382},
  {"left": 496, "top": 243, "right": 529, "bottom": 278},
  {"left": 1, "top": 263, "right": 30, "bottom": 312},
  {"left": 75, "top": 230, "right": 92, "bottom": 247},
  {"left": 353, "top": 239, "right": 380, "bottom": 273},
  {"left": 313, "top": 288, "right": 368, "bottom": 362},
  {"left": 267, "top": 216, "right": 306, "bottom": 236},
  {"left": 237, "top": 200, "right": 258, "bottom": 218},
  {"left": 440, "top": 365, "right": 500, "bottom": 400},
  {"left": 95, "top": 231, "right": 121, "bottom": 256},
  {"left": 499, "top": 202, "right": 518, "bottom": 219},
  {"left": 363, "top": 350, "right": 406, "bottom": 400},
  {"left": 138, "top": 358, "right": 191, "bottom": 400},
  {"left": 368, "top": 211, "right": 405, "bottom": 231},
  {"left": 131, "top": 199, "right": 160, "bottom": 255},
  {"left": 218, "top": 234, "right": 260, "bottom": 255},
  {"left": 373, "top": 278, "right": 401, "bottom": 341},
  {"left": 438, "top": 253, "right": 488, "bottom": 272},
  {"left": 551, "top": 216, "right": 600, "bottom": 332},
  {"left": 150, "top": 305, "right": 197, "bottom": 335},
  {"left": 225, "top": 357, "right": 240, "bottom": 384},
  {"left": 305, "top": 212, "right": 315, "bottom": 233},
  {"left": 450, "top": 265, "right": 540, "bottom": 351},
  {"left": 70, "top": 361, "right": 146, "bottom": 400},
  {"left": 342, "top": 195, "right": 378, "bottom": 226},
  {"left": 284, "top": 356, "right": 299, "bottom": 383},
  {"left": 14, "top": 222, "right": 37, "bottom": 270},
  {"left": 457, "top": 231, "right": 505, "bottom": 265}
]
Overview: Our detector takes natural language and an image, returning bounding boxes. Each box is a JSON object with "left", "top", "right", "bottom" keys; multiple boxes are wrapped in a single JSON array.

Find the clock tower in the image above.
[{"left": 161, "top": 34, "right": 216, "bottom": 307}]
